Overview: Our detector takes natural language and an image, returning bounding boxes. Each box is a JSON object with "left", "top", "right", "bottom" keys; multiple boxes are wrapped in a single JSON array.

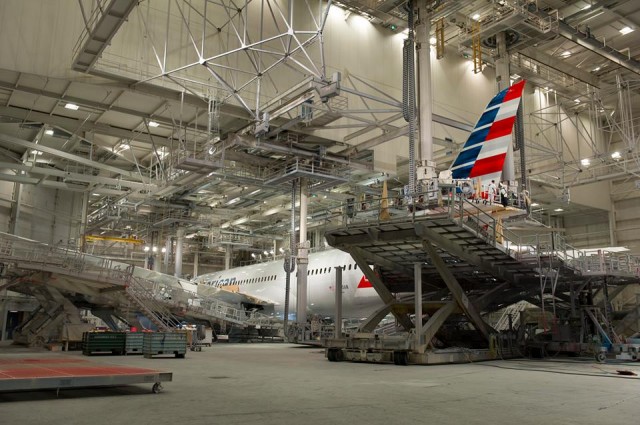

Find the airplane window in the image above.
[
  {"left": 307, "top": 270, "right": 310, "bottom": 275},
  {"left": 348, "top": 264, "right": 352, "bottom": 270},
  {"left": 354, "top": 264, "right": 358, "bottom": 270}
]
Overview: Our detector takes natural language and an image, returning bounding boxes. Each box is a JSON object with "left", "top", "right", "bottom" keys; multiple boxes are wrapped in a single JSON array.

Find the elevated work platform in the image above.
[
  {"left": 0, "top": 233, "right": 280, "bottom": 345},
  {"left": 322, "top": 193, "right": 640, "bottom": 365}
]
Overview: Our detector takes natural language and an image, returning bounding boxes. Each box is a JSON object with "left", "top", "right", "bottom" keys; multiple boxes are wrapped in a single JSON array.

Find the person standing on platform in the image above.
[
  {"left": 488, "top": 180, "right": 497, "bottom": 204},
  {"left": 499, "top": 183, "right": 508, "bottom": 207}
]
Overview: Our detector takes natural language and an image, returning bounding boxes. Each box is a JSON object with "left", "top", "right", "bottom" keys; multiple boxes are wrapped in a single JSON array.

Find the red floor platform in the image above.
[{"left": 0, "top": 357, "right": 172, "bottom": 393}]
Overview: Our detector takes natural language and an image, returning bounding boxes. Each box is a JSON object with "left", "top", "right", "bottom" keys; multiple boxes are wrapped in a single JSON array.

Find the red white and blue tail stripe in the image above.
[{"left": 450, "top": 80, "right": 526, "bottom": 182}]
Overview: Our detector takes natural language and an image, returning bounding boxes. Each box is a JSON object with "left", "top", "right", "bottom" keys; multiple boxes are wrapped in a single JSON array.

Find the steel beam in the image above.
[
  {"left": 72, "top": 0, "right": 139, "bottom": 72},
  {"left": 422, "top": 239, "right": 494, "bottom": 341}
]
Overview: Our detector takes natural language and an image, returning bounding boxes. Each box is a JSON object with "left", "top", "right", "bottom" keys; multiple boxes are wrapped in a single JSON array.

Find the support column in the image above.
[
  {"left": 414, "top": 262, "right": 422, "bottom": 346},
  {"left": 163, "top": 237, "right": 171, "bottom": 273},
  {"left": 8, "top": 174, "right": 23, "bottom": 235},
  {"left": 496, "top": 31, "right": 515, "bottom": 183},
  {"left": 334, "top": 266, "right": 343, "bottom": 339},
  {"left": 416, "top": 2, "right": 435, "bottom": 182},
  {"left": 193, "top": 251, "right": 199, "bottom": 278},
  {"left": 296, "top": 179, "right": 309, "bottom": 325},
  {"left": 174, "top": 228, "right": 184, "bottom": 278},
  {"left": 78, "top": 192, "right": 89, "bottom": 252},
  {"left": 0, "top": 297, "right": 8, "bottom": 341},
  {"left": 609, "top": 187, "right": 618, "bottom": 245},
  {"left": 224, "top": 245, "right": 232, "bottom": 270}
]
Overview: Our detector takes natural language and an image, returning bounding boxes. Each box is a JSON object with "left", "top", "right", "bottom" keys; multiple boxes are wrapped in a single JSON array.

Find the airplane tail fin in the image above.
[{"left": 449, "top": 80, "right": 526, "bottom": 183}]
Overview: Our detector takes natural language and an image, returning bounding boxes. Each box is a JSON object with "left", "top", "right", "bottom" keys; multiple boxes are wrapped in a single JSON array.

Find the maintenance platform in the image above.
[{"left": 322, "top": 192, "right": 640, "bottom": 365}]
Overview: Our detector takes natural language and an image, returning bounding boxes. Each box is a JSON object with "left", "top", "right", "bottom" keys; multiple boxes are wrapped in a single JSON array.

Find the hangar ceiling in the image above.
[{"left": 0, "top": 0, "right": 639, "bottom": 268}]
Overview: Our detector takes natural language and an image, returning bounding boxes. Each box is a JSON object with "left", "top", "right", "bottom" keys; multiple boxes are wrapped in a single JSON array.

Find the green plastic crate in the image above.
[
  {"left": 125, "top": 332, "right": 144, "bottom": 354},
  {"left": 142, "top": 332, "right": 187, "bottom": 358},
  {"left": 82, "top": 332, "right": 126, "bottom": 356}
]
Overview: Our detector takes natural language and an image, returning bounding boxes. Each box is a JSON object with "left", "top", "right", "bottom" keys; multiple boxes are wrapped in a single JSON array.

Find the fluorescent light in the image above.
[
  {"left": 561, "top": 51, "right": 571, "bottom": 58},
  {"left": 161, "top": 247, "right": 167, "bottom": 253},
  {"left": 226, "top": 197, "right": 240, "bottom": 205},
  {"left": 148, "top": 121, "right": 160, "bottom": 127},
  {"left": 554, "top": 208, "right": 564, "bottom": 212},
  {"left": 30, "top": 150, "right": 43, "bottom": 156},
  {"left": 511, "top": 74, "right": 521, "bottom": 80},
  {"left": 429, "top": 37, "right": 436, "bottom": 45},
  {"left": 44, "top": 129, "right": 54, "bottom": 136},
  {"left": 582, "top": 5, "right": 591, "bottom": 10},
  {"left": 611, "top": 151, "right": 621, "bottom": 160},
  {"left": 574, "top": 98, "right": 581, "bottom": 104},
  {"left": 531, "top": 203, "right": 539, "bottom": 207},
  {"left": 143, "top": 246, "right": 150, "bottom": 252},
  {"left": 64, "top": 103, "right": 79, "bottom": 110},
  {"left": 248, "top": 189, "right": 261, "bottom": 196},
  {"left": 620, "top": 26, "right": 634, "bottom": 35},
  {"left": 152, "top": 246, "right": 158, "bottom": 253},
  {"left": 581, "top": 158, "right": 590, "bottom": 167},
  {"left": 472, "top": 13, "right": 480, "bottom": 20},
  {"left": 593, "top": 66, "right": 601, "bottom": 72}
]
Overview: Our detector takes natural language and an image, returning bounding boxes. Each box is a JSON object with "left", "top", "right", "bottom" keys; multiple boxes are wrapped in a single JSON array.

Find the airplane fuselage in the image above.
[{"left": 193, "top": 249, "right": 383, "bottom": 319}]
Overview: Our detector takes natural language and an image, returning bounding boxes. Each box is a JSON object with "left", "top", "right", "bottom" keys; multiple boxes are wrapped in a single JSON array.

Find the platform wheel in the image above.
[
  {"left": 595, "top": 352, "right": 607, "bottom": 363},
  {"left": 152, "top": 383, "right": 163, "bottom": 394},
  {"left": 327, "top": 348, "right": 336, "bottom": 362},
  {"left": 393, "top": 351, "right": 408, "bottom": 366}
]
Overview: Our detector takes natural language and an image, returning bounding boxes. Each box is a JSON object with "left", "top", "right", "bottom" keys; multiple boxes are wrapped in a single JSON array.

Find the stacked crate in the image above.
[
  {"left": 142, "top": 332, "right": 187, "bottom": 358},
  {"left": 125, "top": 332, "right": 144, "bottom": 354}
]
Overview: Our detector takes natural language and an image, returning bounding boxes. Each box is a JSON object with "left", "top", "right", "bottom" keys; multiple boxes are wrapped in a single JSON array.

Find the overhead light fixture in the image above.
[
  {"left": 574, "top": 98, "right": 581, "bottom": 104},
  {"left": 279, "top": 247, "right": 284, "bottom": 253},
  {"left": 248, "top": 189, "right": 261, "bottom": 196},
  {"left": 429, "top": 37, "right": 436, "bottom": 45},
  {"left": 161, "top": 247, "right": 167, "bottom": 253},
  {"left": 582, "top": 4, "right": 591, "bottom": 10},
  {"left": 263, "top": 251, "right": 269, "bottom": 255},
  {"left": 64, "top": 103, "right": 79, "bottom": 110},
  {"left": 581, "top": 158, "right": 590, "bottom": 167},
  {"left": 148, "top": 121, "right": 160, "bottom": 127},
  {"left": 30, "top": 150, "right": 43, "bottom": 156},
  {"left": 472, "top": 13, "right": 480, "bottom": 20},
  {"left": 531, "top": 203, "right": 539, "bottom": 207},
  {"left": 226, "top": 197, "right": 240, "bottom": 205},
  {"left": 554, "top": 208, "right": 564, "bottom": 212},
  {"left": 561, "top": 51, "right": 571, "bottom": 58},
  {"left": 152, "top": 246, "right": 158, "bottom": 253},
  {"left": 620, "top": 26, "right": 634, "bottom": 35},
  {"left": 611, "top": 151, "right": 621, "bottom": 160},
  {"left": 44, "top": 129, "right": 54, "bottom": 136},
  {"left": 592, "top": 66, "right": 601, "bottom": 72},
  {"left": 511, "top": 74, "right": 521, "bottom": 80},
  {"left": 143, "top": 246, "right": 150, "bottom": 252}
]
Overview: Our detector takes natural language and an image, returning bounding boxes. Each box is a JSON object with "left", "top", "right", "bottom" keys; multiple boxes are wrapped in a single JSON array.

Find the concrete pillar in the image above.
[
  {"left": 224, "top": 245, "right": 232, "bottom": 270},
  {"left": 175, "top": 228, "right": 184, "bottom": 278},
  {"left": 152, "top": 248, "right": 160, "bottom": 272},
  {"left": 296, "top": 179, "right": 309, "bottom": 325},
  {"left": 414, "top": 262, "right": 422, "bottom": 346},
  {"left": 416, "top": 2, "right": 435, "bottom": 180},
  {"left": 193, "top": 251, "right": 199, "bottom": 278},
  {"left": 496, "top": 31, "right": 515, "bottom": 183}
]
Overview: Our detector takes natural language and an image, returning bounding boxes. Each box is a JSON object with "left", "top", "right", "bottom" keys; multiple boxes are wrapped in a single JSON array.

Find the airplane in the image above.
[{"left": 193, "top": 81, "right": 528, "bottom": 320}]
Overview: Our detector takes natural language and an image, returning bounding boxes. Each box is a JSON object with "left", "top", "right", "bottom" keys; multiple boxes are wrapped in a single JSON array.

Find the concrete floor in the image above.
[{"left": 1, "top": 342, "right": 639, "bottom": 425}]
